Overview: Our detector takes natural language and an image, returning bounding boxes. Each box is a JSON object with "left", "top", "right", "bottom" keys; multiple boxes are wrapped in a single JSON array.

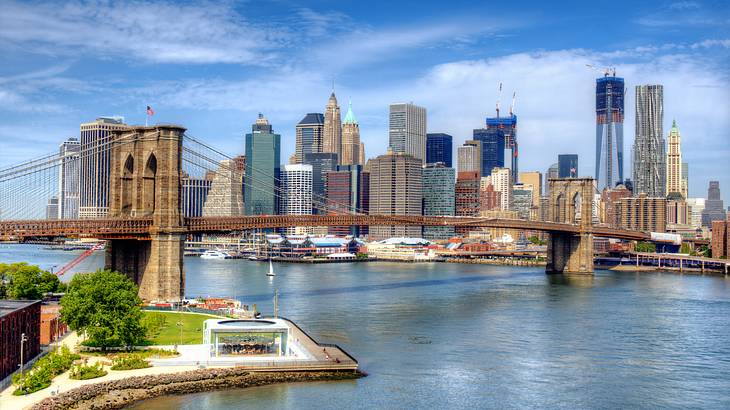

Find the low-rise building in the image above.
[
  {"left": 1, "top": 300, "right": 41, "bottom": 381},
  {"left": 711, "top": 217, "right": 730, "bottom": 258},
  {"left": 365, "top": 237, "right": 435, "bottom": 261}
]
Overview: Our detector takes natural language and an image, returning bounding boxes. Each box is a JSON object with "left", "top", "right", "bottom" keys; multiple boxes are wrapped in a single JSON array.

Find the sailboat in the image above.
[{"left": 266, "top": 258, "right": 276, "bottom": 276}]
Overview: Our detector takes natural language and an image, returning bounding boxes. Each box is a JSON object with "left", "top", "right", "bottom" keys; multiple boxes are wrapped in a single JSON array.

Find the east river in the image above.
[{"left": 2, "top": 245, "right": 730, "bottom": 409}]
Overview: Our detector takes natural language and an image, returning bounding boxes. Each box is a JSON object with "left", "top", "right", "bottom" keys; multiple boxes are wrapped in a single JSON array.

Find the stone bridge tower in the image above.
[
  {"left": 546, "top": 178, "right": 595, "bottom": 274},
  {"left": 106, "top": 125, "right": 186, "bottom": 301}
]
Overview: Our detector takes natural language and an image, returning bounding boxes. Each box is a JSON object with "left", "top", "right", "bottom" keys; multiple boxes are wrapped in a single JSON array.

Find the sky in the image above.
[{"left": 0, "top": 0, "right": 728, "bottom": 203}]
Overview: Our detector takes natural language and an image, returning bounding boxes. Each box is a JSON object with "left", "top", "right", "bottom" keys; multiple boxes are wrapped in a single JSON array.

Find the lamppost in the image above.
[{"left": 19, "top": 333, "right": 28, "bottom": 378}]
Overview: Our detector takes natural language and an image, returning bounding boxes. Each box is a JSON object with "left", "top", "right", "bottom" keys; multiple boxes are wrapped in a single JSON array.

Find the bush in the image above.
[
  {"left": 110, "top": 355, "right": 150, "bottom": 370},
  {"left": 12, "top": 345, "right": 80, "bottom": 395},
  {"left": 69, "top": 361, "right": 107, "bottom": 380}
]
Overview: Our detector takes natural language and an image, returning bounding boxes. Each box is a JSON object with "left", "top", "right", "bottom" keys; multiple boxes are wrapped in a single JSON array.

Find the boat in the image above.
[
  {"left": 200, "top": 250, "right": 229, "bottom": 260},
  {"left": 266, "top": 258, "right": 276, "bottom": 276}
]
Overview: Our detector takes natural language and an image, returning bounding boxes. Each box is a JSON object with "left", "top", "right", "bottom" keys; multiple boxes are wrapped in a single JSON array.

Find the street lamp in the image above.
[{"left": 19, "top": 333, "right": 28, "bottom": 378}]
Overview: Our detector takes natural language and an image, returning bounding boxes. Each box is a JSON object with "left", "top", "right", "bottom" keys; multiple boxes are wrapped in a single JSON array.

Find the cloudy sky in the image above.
[{"left": 0, "top": 0, "right": 728, "bottom": 202}]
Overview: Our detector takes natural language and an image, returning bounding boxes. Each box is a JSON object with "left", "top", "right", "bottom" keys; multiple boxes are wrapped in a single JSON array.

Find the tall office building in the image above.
[
  {"left": 359, "top": 142, "right": 366, "bottom": 166},
  {"left": 79, "top": 117, "right": 128, "bottom": 218},
  {"left": 303, "top": 152, "right": 338, "bottom": 213},
  {"left": 245, "top": 113, "right": 281, "bottom": 215},
  {"left": 472, "top": 127, "right": 505, "bottom": 178},
  {"left": 202, "top": 159, "right": 244, "bottom": 217},
  {"left": 483, "top": 114, "right": 518, "bottom": 183},
  {"left": 422, "top": 164, "right": 455, "bottom": 240},
  {"left": 491, "top": 167, "right": 512, "bottom": 211},
  {"left": 45, "top": 196, "right": 59, "bottom": 220},
  {"left": 595, "top": 73, "right": 625, "bottom": 191},
  {"left": 58, "top": 138, "right": 80, "bottom": 219},
  {"left": 366, "top": 152, "right": 423, "bottom": 239},
  {"left": 341, "top": 101, "right": 362, "bottom": 166},
  {"left": 326, "top": 165, "right": 369, "bottom": 237},
  {"left": 686, "top": 197, "right": 705, "bottom": 230},
  {"left": 457, "top": 140, "right": 481, "bottom": 174},
  {"left": 389, "top": 103, "right": 427, "bottom": 162},
  {"left": 558, "top": 154, "right": 578, "bottom": 178},
  {"left": 681, "top": 162, "right": 689, "bottom": 200},
  {"left": 181, "top": 177, "right": 212, "bottom": 217},
  {"left": 666, "top": 120, "right": 684, "bottom": 198},
  {"left": 280, "top": 164, "right": 313, "bottom": 235},
  {"left": 544, "top": 163, "right": 559, "bottom": 195},
  {"left": 519, "top": 171, "right": 542, "bottom": 206},
  {"left": 295, "top": 113, "right": 324, "bottom": 164},
  {"left": 701, "top": 181, "right": 725, "bottom": 227},
  {"left": 511, "top": 184, "right": 533, "bottom": 220},
  {"left": 426, "top": 133, "right": 453, "bottom": 167},
  {"left": 323, "top": 92, "right": 342, "bottom": 160},
  {"left": 633, "top": 84, "right": 665, "bottom": 197}
]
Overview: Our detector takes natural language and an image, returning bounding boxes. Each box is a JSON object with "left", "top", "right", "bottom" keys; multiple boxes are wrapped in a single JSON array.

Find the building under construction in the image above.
[{"left": 595, "top": 71, "right": 625, "bottom": 192}]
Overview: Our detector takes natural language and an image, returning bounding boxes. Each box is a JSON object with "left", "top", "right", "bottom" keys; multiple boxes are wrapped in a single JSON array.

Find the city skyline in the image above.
[{"left": 0, "top": 1, "right": 728, "bottom": 202}]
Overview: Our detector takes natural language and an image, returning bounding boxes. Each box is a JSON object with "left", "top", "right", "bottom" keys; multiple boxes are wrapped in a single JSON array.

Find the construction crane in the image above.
[
  {"left": 495, "top": 82, "right": 503, "bottom": 118},
  {"left": 585, "top": 64, "right": 616, "bottom": 77},
  {"left": 509, "top": 91, "right": 516, "bottom": 116}
]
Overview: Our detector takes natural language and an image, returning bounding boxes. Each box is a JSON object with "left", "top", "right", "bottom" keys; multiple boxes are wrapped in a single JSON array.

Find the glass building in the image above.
[
  {"left": 326, "top": 165, "right": 370, "bottom": 237},
  {"left": 303, "top": 152, "right": 338, "bottom": 213},
  {"left": 633, "top": 84, "right": 664, "bottom": 197},
  {"left": 595, "top": 74, "right": 625, "bottom": 191},
  {"left": 422, "top": 163, "right": 455, "bottom": 240},
  {"left": 245, "top": 113, "right": 281, "bottom": 215},
  {"left": 295, "top": 113, "right": 325, "bottom": 164},
  {"left": 485, "top": 114, "right": 518, "bottom": 183},
  {"left": 203, "top": 319, "right": 291, "bottom": 358},
  {"left": 426, "top": 133, "right": 453, "bottom": 167},
  {"left": 472, "top": 127, "right": 505, "bottom": 178},
  {"left": 558, "top": 154, "right": 578, "bottom": 178}
]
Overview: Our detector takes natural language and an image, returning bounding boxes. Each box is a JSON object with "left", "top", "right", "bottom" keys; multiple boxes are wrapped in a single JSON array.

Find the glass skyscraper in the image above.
[
  {"left": 633, "top": 84, "right": 665, "bottom": 197},
  {"left": 244, "top": 113, "right": 281, "bottom": 215},
  {"left": 422, "top": 164, "right": 455, "bottom": 240},
  {"left": 483, "top": 114, "right": 518, "bottom": 183},
  {"left": 558, "top": 154, "right": 578, "bottom": 178},
  {"left": 472, "top": 127, "right": 505, "bottom": 178},
  {"left": 295, "top": 113, "right": 324, "bottom": 164},
  {"left": 303, "top": 152, "right": 338, "bottom": 213},
  {"left": 388, "top": 103, "right": 427, "bottom": 163},
  {"left": 426, "top": 133, "right": 453, "bottom": 167},
  {"left": 595, "top": 74, "right": 625, "bottom": 191}
]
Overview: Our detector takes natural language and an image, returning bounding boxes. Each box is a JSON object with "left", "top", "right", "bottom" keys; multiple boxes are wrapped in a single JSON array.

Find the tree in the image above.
[
  {"left": 60, "top": 269, "right": 145, "bottom": 349},
  {"left": 0, "top": 263, "right": 61, "bottom": 300},
  {"left": 635, "top": 242, "right": 656, "bottom": 253}
]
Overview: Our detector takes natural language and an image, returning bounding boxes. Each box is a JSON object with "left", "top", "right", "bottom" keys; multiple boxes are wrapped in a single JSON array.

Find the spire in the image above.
[
  {"left": 343, "top": 100, "right": 357, "bottom": 124},
  {"left": 671, "top": 119, "right": 678, "bottom": 131}
]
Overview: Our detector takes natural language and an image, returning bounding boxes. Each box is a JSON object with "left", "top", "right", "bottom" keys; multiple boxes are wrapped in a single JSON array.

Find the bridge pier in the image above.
[
  {"left": 546, "top": 178, "right": 596, "bottom": 275},
  {"left": 546, "top": 232, "right": 594, "bottom": 274}
]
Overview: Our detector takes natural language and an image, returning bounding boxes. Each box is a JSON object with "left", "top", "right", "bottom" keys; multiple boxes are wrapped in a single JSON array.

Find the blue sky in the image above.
[{"left": 0, "top": 0, "right": 728, "bottom": 202}]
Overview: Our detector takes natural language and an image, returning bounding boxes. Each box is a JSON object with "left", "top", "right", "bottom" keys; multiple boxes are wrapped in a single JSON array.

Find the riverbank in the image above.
[
  {"left": 444, "top": 257, "right": 545, "bottom": 267},
  {"left": 30, "top": 368, "right": 364, "bottom": 410}
]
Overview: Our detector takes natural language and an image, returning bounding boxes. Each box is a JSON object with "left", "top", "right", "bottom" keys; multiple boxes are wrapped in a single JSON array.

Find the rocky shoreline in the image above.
[{"left": 30, "top": 368, "right": 364, "bottom": 410}]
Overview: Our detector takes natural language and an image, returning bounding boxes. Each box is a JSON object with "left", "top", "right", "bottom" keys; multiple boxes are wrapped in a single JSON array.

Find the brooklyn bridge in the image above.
[{"left": 0, "top": 125, "right": 650, "bottom": 301}]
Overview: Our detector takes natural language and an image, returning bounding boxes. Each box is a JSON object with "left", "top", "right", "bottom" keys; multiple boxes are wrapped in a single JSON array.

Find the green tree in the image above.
[
  {"left": 635, "top": 242, "right": 656, "bottom": 253},
  {"left": 60, "top": 269, "right": 145, "bottom": 349},
  {"left": 0, "top": 263, "right": 60, "bottom": 300}
]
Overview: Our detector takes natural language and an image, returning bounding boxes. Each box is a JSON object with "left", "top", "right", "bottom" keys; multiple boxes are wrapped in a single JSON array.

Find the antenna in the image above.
[{"left": 496, "top": 82, "right": 503, "bottom": 118}]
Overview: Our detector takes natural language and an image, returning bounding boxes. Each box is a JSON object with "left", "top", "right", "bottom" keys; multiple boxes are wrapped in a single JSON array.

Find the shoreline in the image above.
[{"left": 30, "top": 368, "right": 365, "bottom": 410}]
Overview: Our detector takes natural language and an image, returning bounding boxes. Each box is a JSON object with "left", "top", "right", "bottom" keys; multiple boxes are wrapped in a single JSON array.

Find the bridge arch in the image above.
[
  {"left": 142, "top": 153, "right": 157, "bottom": 215},
  {"left": 121, "top": 154, "right": 134, "bottom": 216}
]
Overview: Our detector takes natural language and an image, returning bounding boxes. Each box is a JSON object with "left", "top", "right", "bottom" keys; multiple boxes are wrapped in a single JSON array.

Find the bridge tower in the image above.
[
  {"left": 546, "top": 178, "right": 595, "bottom": 274},
  {"left": 106, "top": 125, "right": 186, "bottom": 301}
]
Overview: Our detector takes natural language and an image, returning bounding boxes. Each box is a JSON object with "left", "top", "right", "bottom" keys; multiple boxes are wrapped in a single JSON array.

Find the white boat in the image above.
[
  {"left": 200, "top": 250, "right": 229, "bottom": 260},
  {"left": 266, "top": 258, "right": 276, "bottom": 276}
]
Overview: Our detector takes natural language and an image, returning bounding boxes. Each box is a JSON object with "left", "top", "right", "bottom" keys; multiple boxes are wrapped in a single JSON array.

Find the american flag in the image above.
[
  {"left": 570, "top": 167, "right": 576, "bottom": 175},
  {"left": 146, "top": 105, "right": 155, "bottom": 116}
]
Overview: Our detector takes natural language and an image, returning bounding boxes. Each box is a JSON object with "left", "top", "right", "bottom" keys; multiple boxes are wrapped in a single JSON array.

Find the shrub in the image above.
[
  {"left": 110, "top": 355, "right": 150, "bottom": 370},
  {"left": 12, "top": 345, "right": 80, "bottom": 395},
  {"left": 69, "top": 362, "right": 107, "bottom": 380}
]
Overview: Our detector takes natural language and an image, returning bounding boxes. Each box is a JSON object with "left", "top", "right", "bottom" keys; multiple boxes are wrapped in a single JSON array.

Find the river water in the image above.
[{"left": 3, "top": 245, "right": 730, "bottom": 409}]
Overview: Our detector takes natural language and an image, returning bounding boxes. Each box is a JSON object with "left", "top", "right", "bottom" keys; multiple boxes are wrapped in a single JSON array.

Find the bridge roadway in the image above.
[{"left": 0, "top": 215, "right": 649, "bottom": 242}]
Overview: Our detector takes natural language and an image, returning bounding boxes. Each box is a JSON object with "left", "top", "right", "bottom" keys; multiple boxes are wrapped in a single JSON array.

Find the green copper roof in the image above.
[
  {"left": 671, "top": 119, "right": 678, "bottom": 131},
  {"left": 343, "top": 100, "right": 357, "bottom": 124}
]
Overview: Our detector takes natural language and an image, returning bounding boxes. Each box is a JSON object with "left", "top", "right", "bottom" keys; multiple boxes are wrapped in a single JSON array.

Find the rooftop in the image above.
[{"left": 0, "top": 300, "right": 40, "bottom": 318}]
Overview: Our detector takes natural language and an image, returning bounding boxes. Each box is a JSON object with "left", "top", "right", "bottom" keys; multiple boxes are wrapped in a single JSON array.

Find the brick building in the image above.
[
  {"left": 1, "top": 300, "right": 41, "bottom": 381},
  {"left": 711, "top": 217, "right": 730, "bottom": 258}
]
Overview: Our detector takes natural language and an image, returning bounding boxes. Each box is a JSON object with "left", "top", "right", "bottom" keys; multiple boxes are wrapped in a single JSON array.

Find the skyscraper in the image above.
[
  {"left": 244, "top": 113, "right": 281, "bottom": 215},
  {"left": 341, "top": 101, "right": 361, "bottom": 166},
  {"left": 491, "top": 167, "right": 512, "bottom": 211},
  {"left": 472, "top": 127, "right": 505, "bottom": 178},
  {"left": 303, "top": 152, "right": 338, "bottom": 213},
  {"left": 455, "top": 171, "right": 480, "bottom": 217},
  {"left": 181, "top": 176, "right": 212, "bottom": 217},
  {"left": 457, "top": 140, "right": 481, "bottom": 175},
  {"left": 323, "top": 91, "right": 342, "bottom": 159},
  {"left": 633, "top": 84, "right": 665, "bottom": 197},
  {"left": 366, "top": 152, "right": 422, "bottom": 239},
  {"left": 595, "top": 73, "right": 625, "bottom": 191},
  {"left": 558, "top": 154, "right": 578, "bottom": 178},
  {"left": 511, "top": 184, "right": 533, "bottom": 220},
  {"left": 426, "top": 133, "right": 453, "bottom": 167},
  {"left": 58, "top": 138, "right": 80, "bottom": 219},
  {"left": 544, "top": 163, "right": 558, "bottom": 195},
  {"left": 666, "top": 120, "right": 684, "bottom": 198},
  {"left": 326, "top": 165, "right": 369, "bottom": 237},
  {"left": 45, "top": 196, "right": 59, "bottom": 220},
  {"left": 295, "top": 113, "right": 324, "bottom": 164},
  {"left": 681, "top": 162, "right": 689, "bottom": 200},
  {"left": 519, "top": 171, "right": 542, "bottom": 207},
  {"left": 280, "top": 164, "right": 313, "bottom": 235},
  {"left": 389, "top": 103, "right": 427, "bottom": 162},
  {"left": 484, "top": 114, "right": 518, "bottom": 183},
  {"left": 202, "top": 159, "right": 244, "bottom": 217},
  {"left": 701, "top": 181, "right": 725, "bottom": 227},
  {"left": 79, "top": 117, "right": 128, "bottom": 218},
  {"left": 422, "top": 163, "right": 455, "bottom": 240}
]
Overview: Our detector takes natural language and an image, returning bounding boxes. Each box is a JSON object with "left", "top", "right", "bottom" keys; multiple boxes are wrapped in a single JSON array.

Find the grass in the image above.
[
  {"left": 82, "top": 348, "right": 178, "bottom": 359},
  {"left": 141, "top": 310, "right": 220, "bottom": 345}
]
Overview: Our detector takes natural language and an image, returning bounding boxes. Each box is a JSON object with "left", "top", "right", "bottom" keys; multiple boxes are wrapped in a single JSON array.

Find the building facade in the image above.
[
  {"left": 303, "top": 152, "right": 338, "bottom": 213},
  {"left": 558, "top": 154, "right": 578, "bottom": 178},
  {"left": 422, "top": 164, "right": 455, "bottom": 240},
  {"left": 457, "top": 140, "right": 481, "bottom": 175},
  {"left": 325, "top": 165, "right": 369, "bottom": 237},
  {"left": 455, "top": 171, "right": 480, "bottom": 218},
  {"left": 601, "top": 185, "right": 632, "bottom": 229},
  {"left": 341, "top": 101, "right": 361, "bottom": 166},
  {"left": 711, "top": 217, "right": 730, "bottom": 258},
  {"left": 58, "top": 138, "right": 81, "bottom": 219},
  {"left": 666, "top": 120, "right": 684, "bottom": 198},
  {"left": 616, "top": 193, "right": 667, "bottom": 232},
  {"left": 686, "top": 197, "right": 705, "bottom": 230},
  {"left": 79, "top": 117, "right": 128, "bottom": 218},
  {"left": 472, "top": 127, "right": 505, "bottom": 178},
  {"left": 519, "top": 171, "right": 542, "bottom": 207},
  {"left": 426, "top": 133, "right": 453, "bottom": 167},
  {"left": 182, "top": 177, "right": 212, "bottom": 217},
  {"left": 484, "top": 114, "right": 518, "bottom": 183},
  {"left": 595, "top": 74, "right": 625, "bottom": 191},
  {"left": 544, "top": 163, "right": 559, "bottom": 196},
  {"left": 633, "top": 84, "right": 665, "bottom": 197},
  {"left": 244, "top": 114, "right": 281, "bottom": 215},
  {"left": 388, "top": 103, "right": 427, "bottom": 163},
  {"left": 511, "top": 184, "right": 534, "bottom": 220},
  {"left": 323, "top": 92, "right": 342, "bottom": 159},
  {"left": 280, "top": 164, "right": 313, "bottom": 235},
  {"left": 202, "top": 159, "right": 244, "bottom": 217},
  {"left": 701, "top": 181, "right": 726, "bottom": 227},
  {"left": 490, "top": 167, "right": 512, "bottom": 211},
  {"left": 366, "top": 152, "right": 423, "bottom": 239},
  {"left": 0, "top": 300, "right": 41, "bottom": 381},
  {"left": 295, "top": 113, "right": 325, "bottom": 164}
]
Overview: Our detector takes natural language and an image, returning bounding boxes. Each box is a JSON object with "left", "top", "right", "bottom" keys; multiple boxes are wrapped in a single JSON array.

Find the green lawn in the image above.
[{"left": 142, "top": 311, "right": 220, "bottom": 345}]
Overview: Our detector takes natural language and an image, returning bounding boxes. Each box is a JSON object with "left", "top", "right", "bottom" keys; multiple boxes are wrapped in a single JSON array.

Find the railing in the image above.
[{"left": 279, "top": 315, "right": 358, "bottom": 365}]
